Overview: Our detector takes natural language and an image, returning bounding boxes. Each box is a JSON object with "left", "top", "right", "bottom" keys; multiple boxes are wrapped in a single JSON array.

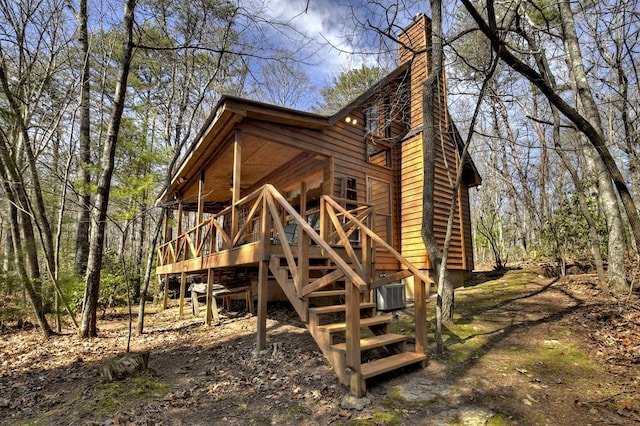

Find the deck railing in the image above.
[
  {"left": 158, "top": 184, "right": 430, "bottom": 292},
  {"left": 157, "top": 185, "right": 368, "bottom": 291}
]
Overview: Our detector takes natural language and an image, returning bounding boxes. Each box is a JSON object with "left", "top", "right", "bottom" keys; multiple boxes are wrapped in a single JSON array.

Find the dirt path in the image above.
[{"left": 1, "top": 270, "right": 638, "bottom": 425}]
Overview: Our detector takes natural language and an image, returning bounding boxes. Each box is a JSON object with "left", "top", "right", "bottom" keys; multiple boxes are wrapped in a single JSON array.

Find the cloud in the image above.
[{"left": 252, "top": 0, "right": 356, "bottom": 80}]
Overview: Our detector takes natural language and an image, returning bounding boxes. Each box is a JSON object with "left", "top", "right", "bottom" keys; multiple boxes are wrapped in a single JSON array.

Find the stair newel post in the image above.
[
  {"left": 362, "top": 231, "right": 372, "bottom": 303},
  {"left": 299, "top": 181, "right": 309, "bottom": 298},
  {"left": 345, "top": 279, "right": 363, "bottom": 397},
  {"left": 256, "top": 190, "right": 272, "bottom": 352},
  {"left": 414, "top": 276, "right": 428, "bottom": 361}
]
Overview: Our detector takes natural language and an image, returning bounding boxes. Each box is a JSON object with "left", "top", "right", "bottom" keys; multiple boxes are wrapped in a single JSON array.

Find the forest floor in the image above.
[{"left": 1, "top": 267, "right": 639, "bottom": 425}]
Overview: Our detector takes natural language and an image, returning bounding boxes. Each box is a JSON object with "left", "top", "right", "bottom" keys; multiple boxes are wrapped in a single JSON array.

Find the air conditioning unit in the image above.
[{"left": 376, "top": 283, "right": 406, "bottom": 312}]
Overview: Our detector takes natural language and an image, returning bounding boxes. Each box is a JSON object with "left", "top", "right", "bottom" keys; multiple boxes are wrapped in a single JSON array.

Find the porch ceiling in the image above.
[{"left": 180, "top": 135, "right": 305, "bottom": 210}]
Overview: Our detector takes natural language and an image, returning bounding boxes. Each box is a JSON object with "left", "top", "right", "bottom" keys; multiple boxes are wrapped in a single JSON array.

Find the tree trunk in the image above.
[
  {"left": 75, "top": 0, "right": 92, "bottom": 276},
  {"left": 422, "top": 0, "right": 454, "bottom": 355},
  {"left": 80, "top": 0, "right": 137, "bottom": 338},
  {"left": 137, "top": 209, "right": 163, "bottom": 334},
  {"left": 0, "top": 172, "right": 51, "bottom": 338},
  {"left": 557, "top": 0, "right": 627, "bottom": 293},
  {"left": 135, "top": 205, "right": 147, "bottom": 300}
]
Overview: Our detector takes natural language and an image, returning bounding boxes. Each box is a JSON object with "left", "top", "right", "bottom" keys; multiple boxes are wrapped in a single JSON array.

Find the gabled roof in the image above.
[
  {"left": 328, "top": 61, "right": 411, "bottom": 126},
  {"left": 159, "top": 58, "right": 481, "bottom": 205}
]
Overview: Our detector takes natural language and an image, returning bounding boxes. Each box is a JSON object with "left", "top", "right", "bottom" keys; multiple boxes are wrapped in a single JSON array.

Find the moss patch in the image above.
[
  {"left": 37, "top": 372, "right": 169, "bottom": 423},
  {"left": 348, "top": 410, "right": 404, "bottom": 425}
]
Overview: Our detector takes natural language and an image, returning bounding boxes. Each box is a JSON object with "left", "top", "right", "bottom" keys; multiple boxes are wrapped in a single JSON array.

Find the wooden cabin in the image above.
[{"left": 155, "top": 14, "right": 481, "bottom": 397}]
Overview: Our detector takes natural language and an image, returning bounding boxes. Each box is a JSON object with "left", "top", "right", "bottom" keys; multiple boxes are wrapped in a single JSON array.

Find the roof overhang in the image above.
[{"left": 158, "top": 96, "right": 330, "bottom": 206}]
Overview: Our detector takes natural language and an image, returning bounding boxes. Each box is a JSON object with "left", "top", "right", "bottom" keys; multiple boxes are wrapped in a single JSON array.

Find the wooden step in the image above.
[
  {"left": 307, "top": 289, "right": 346, "bottom": 298},
  {"left": 331, "top": 333, "right": 406, "bottom": 353},
  {"left": 309, "top": 303, "right": 375, "bottom": 315},
  {"left": 360, "top": 352, "right": 427, "bottom": 379},
  {"left": 317, "top": 315, "right": 390, "bottom": 333}
]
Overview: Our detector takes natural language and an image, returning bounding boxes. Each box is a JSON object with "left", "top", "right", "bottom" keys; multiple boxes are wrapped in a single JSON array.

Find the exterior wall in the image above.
[
  {"left": 399, "top": 14, "right": 430, "bottom": 130},
  {"left": 247, "top": 151, "right": 329, "bottom": 195}
]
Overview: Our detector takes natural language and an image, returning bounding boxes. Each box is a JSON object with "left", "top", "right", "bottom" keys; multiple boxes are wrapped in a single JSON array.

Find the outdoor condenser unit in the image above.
[{"left": 376, "top": 283, "right": 406, "bottom": 312}]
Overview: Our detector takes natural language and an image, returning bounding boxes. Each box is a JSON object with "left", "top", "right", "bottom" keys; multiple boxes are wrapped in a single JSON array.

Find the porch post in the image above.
[
  {"left": 256, "top": 260, "right": 268, "bottom": 352},
  {"left": 176, "top": 201, "right": 182, "bottom": 240},
  {"left": 231, "top": 129, "right": 242, "bottom": 240},
  {"left": 197, "top": 169, "right": 205, "bottom": 249},
  {"left": 414, "top": 277, "right": 427, "bottom": 360},
  {"left": 256, "top": 194, "right": 271, "bottom": 352},
  {"left": 162, "top": 208, "right": 170, "bottom": 244},
  {"left": 346, "top": 279, "right": 363, "bottom": 397}
]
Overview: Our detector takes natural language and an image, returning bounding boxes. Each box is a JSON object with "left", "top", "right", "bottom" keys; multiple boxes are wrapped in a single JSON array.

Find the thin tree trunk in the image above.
[
  {"left": 75, "top": 0, "right": 92, "bottom": 276},
  {"left": 80, "top": 0, "right": 137, "bottom": 338},
  {"left": 422, "top": 0, "right": 452, "bottom": 355},
  {"left": 135, "top": 205, "right": 147, "bottom": 300},
  {"left": 137, "top": 210, "right": 163, "bottom": 334}
]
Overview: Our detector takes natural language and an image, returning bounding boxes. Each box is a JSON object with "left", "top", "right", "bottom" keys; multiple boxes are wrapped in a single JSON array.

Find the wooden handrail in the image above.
[
  {"left": 322, "top": 195, "right": 431, "bottom": 285},
  {"left": 263, "top": 184, "right": 368, "bottom": 291}
]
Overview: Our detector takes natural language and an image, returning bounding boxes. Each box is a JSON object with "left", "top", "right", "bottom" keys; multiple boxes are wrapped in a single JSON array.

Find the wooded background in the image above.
[{"left": 0, "top": 1, "right": 638, "bottom": 339}]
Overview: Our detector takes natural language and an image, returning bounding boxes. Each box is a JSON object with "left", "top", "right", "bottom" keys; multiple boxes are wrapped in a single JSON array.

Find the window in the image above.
[{"left": 365, "top": 104, "right": 379, "bottom": 135}]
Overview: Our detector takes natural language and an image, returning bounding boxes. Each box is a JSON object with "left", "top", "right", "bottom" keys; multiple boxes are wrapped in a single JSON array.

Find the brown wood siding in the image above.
[
  {"left": 460, "top": 183, "right": 474, "bottom": 270},
  {"left": 399, "top": 131, "right": 467, "bottom": 270},
  {"left": 399, "top": 134, "right": 426, "bottom": 268}
]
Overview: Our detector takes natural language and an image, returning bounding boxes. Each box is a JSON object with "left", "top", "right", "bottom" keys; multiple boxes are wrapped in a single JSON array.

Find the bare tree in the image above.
[
  {"left": 80, "top": 0, "right": 137, "bottom": 338},
  {"left": 73, "top": 0, "right": 92, "bottom": 277}
]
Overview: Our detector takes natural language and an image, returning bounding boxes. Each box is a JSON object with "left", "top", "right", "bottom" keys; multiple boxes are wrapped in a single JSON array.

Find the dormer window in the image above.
[{"left": 365, "top": 104, "right": 379, "bottom": 135}]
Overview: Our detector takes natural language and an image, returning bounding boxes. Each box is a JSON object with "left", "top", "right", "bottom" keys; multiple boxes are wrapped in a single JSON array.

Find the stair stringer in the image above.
[
  {"left": 307, "top": 310, "right": 349, "bottom": 386},
  {"left": 268, "top": 255, "right": 307, "bottom": 321}
]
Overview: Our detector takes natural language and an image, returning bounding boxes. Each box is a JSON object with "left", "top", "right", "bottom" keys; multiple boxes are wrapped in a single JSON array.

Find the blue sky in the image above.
[{"left": 247, "top": 0, "right": 428, "bottom": 86}]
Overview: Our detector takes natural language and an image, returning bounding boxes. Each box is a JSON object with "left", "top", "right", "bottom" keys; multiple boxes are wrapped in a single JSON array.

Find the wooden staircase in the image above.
[
  {"left": 160, "top": 184, "right": 430, "bottom": 397},
  {"left": 269, "top": 252, "right": 427, "bottom": 397}
]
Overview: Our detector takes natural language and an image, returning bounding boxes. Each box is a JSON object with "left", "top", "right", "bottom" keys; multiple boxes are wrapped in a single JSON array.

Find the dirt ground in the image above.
[{"left": 0, "top": 269, "right": 639, "bottom": 425}]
